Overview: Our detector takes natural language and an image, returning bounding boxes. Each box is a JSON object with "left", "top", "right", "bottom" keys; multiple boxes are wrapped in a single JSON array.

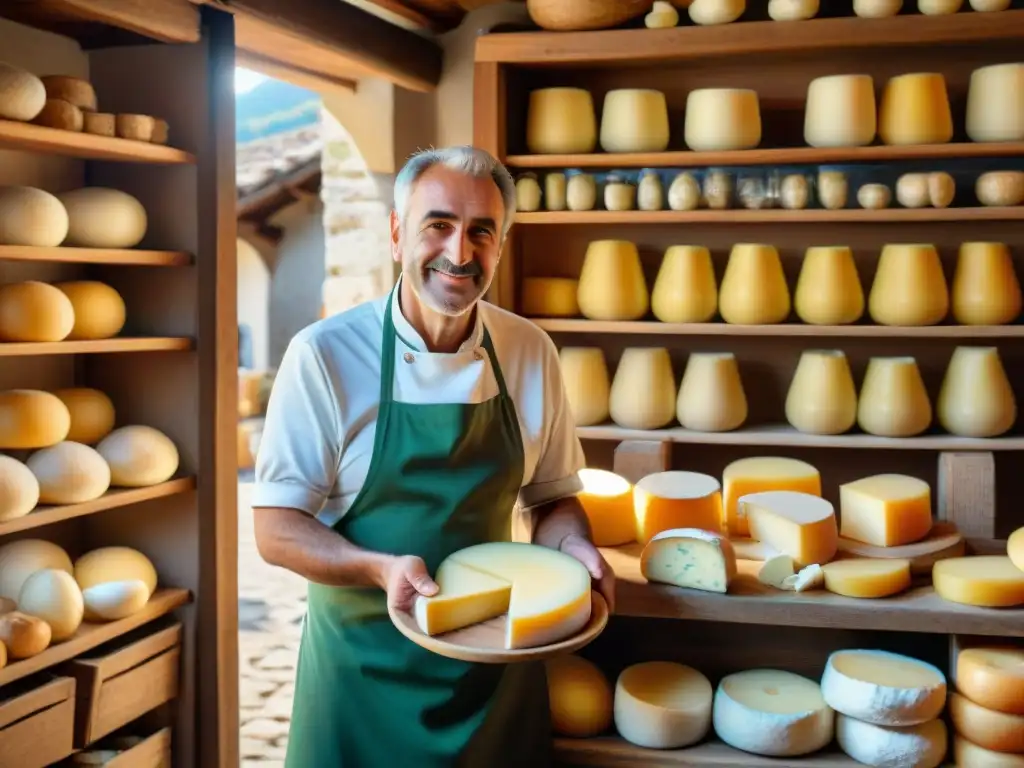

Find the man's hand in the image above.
[
  {"left": 559, "top": 533, "right": 616, "bottom": 614},
  {"left": 383, "top": 554, "right": 439, "bottom": 612}
]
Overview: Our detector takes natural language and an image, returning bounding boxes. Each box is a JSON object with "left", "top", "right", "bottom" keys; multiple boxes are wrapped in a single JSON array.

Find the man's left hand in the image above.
[{"left": 559, "top": 533, "right": 616, "bottom": 614}]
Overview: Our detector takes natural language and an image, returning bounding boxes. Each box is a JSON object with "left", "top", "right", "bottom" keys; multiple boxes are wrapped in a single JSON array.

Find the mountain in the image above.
[{"left": 236, "top": 78, "right": 321, "bottom": 145}]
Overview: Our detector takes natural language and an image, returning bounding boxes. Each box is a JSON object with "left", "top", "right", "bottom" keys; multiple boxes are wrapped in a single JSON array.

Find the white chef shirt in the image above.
[{"left": 251, "top": 276, "right": 586, "bottom": 528}]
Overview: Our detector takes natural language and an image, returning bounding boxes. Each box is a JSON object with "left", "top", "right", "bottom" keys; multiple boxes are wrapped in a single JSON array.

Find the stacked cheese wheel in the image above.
[{"left": 949, "top": 644, "right": 1024, "bottom": 764}]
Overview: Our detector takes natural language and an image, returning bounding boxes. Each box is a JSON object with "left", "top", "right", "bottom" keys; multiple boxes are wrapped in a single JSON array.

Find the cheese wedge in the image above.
[
  {"left": 933, "top": 556, "right": 1024, "bottom": 608},
  {"left": 634, "top": 470, "right": 724, "bottom": 542},
  {"left": 722, "top": 457, "right": 821, "bottom": 537},
  {"left": 414, "top": 561, "right": 512, "bottom": 637},
  {"left": 948, "top": 692, "right": 1024, "bottom": 753},
  {"left": 836, "top": 714, "right": 946, "bottom": 768},
  {"left": 740, "top": 491, "right": 838, "bottom": 567},
  {"left": 614, "top": 661, "right": 713, "bottom": 749},
  {"left": 821, "top": 558, "right": 911, "bottom": 598},
  {"left": 838, "top": 474, "right": 933, "bottom": 547},
  {"left": 639, "top": 528, "right": 737, "bottom": 594},
  {"left": 954, "top": 646, "right": 1024, "bottom": 715}
]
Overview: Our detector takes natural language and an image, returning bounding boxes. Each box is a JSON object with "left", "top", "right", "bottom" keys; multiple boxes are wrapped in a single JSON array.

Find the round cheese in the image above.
[
  {"left": 952, "top": 242, "right": 1022, "bottom": 326},
  {"left": 853, "top": 0, "right": 903, "bottom": 15},
  {"left": 684, "top": 88, "right": 761, "bottom": 151},
  {"left": 599, "top": 89, "right": 670, "bottom": 153},
  {"left": 0, "top": 611, "right": 51, "bottom": 659},
  {"left": 577, "top": 240, "right": 649, "bottom": 321},
  {"left": 821, "top": 558, "right": 912, "bottom": 598},
  {"left": 651, "top": 245, "right": 718, "bottom": 324},
  {"left": 954, "top": 735, "right": 1024, "bottom": 767},
  {"left": 949, "top": 692, "right": 1024, "bottom": 753},
  {"left": 719, "top": 243, "right": 790, "bottom": 324},
  {"left": 26, "top": 441, "right": 111, "bottom": 505},
  {"left": 40, "top": 75, "right": 96, "bottom": 112},
  {"left": 0, "top": 280, "right": 75, "bottom": 342},
  {"left": 0, "top": 454, "right": 39, "bottom": 523},
  {"left": 969, "top": 0, "right": 1011, "bottom": 8},
  {"left": 976, "top": 171, "right": 1024, "bottom": 207},
  {"left": 0, "top": 63, "right": 47, "bottom": 121},
  {"left": 559, "top": 347, "right": 610, "bottom": 427},
  {"left": 966, "top": 63, "right": 1024, "bottom": 143},
  {"left": 52, "top": 388, "right": 116, "bottom": 444},
  {"left": 54, "top": 281, "right": 126, "bottom": 340},
  {"left": 869, "top": 244, "right": 949, "bottom": 326},
  {"left": 95, "top": 424, "right": 179, "bottom": 487},
  {"left": 878, "top": 73, "right": 953, "bottom": 146},
  {"left": 821, "top": 649, "right": 946, "bottom": 726},
  {"left": 616, "top": 661, "right": 712, "bottom": 749},
  {"left": 955, "top": 646, "right": 1024, "bottom": 715},
  {"left": 545, "top": 654, "right": 612, "bottom": 737},
  {"left": 1010, "top": 527, "right": 1024, "bottom": 573},
  {"left": 82, "top": 579, "right": 151, "bottom": 621},
  {"left": 933, "top": 556, "right": 1024, "bottom": 608},
  {"left": 794, "top": 246, "right": 864, "bottom": 325},
  {"left": 634, "top": 471, "right": 723, "bottom": 541},
  {"left": 17, "top": 568, "right": 83, "bottom": 642},
  {"left": 676, "top": 352, "right": 748, "bottom": 432},
  {"left": 56, "top": 188, "right": 147, "bottom": 248},
  {"left": 836, "top": 713, "right": 946, "bottom": 768},
  {"left": 74, "top": 546, "right": 158, "bottom": 598},
  {"left": 804, "top": 74, "right": 876, "bottom": 148},
  {"left": 0, "top": 186, "right": 69, "bottom": 247},
  {"left": 768, "top": 0, "right": 819, "bottom": 19},
  {"left": 520, "top": 278, "right": 579, "bottom": 318},
  {"left": 857, "top": 356, "right": 933, "bottom": 437},
  {"left": 688, "top": 0, "right": 745, "bottom": 25},
  {"left": 576, "top": 468, "right": 636, "bottom": 546},
  {"left": 0, "top": 538, "right": 73, "bottom": 601},
  {"left": 918, "top": 0, "right": 962, "bottom": 11},
  {"left": 608, "top": 347, "right": 676, "bottom": 430},
  {"left": 713, "top": 669, "right": 834, "bottom": 756},
  {"left": 525, "top": 88, "right": 597, "bottom": 155},
  {"left": 785, "top": 349, "right": 857, "bottom": 435},
  {"left": 937, "top": 346, "right": 1016, "bottom": 438},
  {"left": 0, "top": 389, "right": 71, "bottom": 449}
]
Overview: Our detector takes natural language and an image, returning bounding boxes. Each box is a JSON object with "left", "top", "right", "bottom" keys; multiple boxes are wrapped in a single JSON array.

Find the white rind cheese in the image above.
[
  {"left": 835, "top": 713, "right": 947, "bottom": 768},
  {"left": 639, "top": 527, "right": 737, "bottom": 593}
]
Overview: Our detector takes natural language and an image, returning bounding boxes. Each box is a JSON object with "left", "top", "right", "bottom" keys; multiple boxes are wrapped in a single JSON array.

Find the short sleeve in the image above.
[{"left": 251, "top": 335, "right": 343, "bottom": 516}]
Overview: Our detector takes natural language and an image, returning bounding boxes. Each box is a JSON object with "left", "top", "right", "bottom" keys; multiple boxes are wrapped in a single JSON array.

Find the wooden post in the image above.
[
  {"left": 613, "top": 440, "right": 672, "bottom": 484},
  {"left": 937, "top": 451, "right": 997, "bottom": 540}
]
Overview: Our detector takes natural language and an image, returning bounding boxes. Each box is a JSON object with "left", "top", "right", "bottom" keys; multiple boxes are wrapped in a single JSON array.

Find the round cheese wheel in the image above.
[
  {"left": 616, "top": 661, "right": 712, "bottom": 749},
  {"left": 0, "top": 389, "right": 71, "bottom": 449},
  {"left": 53, "top": 281, "right": 126, "bottom": 340},
  {"left": 52, "top": 388, "right": 116, "bottom": 444},
  {"left": 0, "top": 186, "right": 69, "bottom": 248},
  {"left": 18, "top": 568, "right": 83, "bottom": 642},
  {"left": 545, "top": 654, "right": 613, "bottom": 737},
  {"left": 836, "top": 714, "right": 946, "bottom": 768},
  {"left": 0, "top": 63, "right": 47, "bottom": 121},
  {"left": 0, "top": 454, "right": 39, "bottom": 522},
  {"left": 954, "top": 735, "right": 1024, "bottom": 767},
  {"left": 95, "top": 425, "right": 179, "bottom": 487},
  {"left": 26, "top": 441, "right": 111, "bottom": 505},
  {"left": 0, "top": 280, "right": 75, "bottom": 342},
  {"left": 56, "top": 188, "right": 147, "bottom": 248},
  {"left": 821, "top": 649, "right": 946, "bottom": 726},
  {"left": 82, "top": 579, "right": 150, "bottom": 621},
  {"left": 74, "top": 546, "right": 158, "bottom": 597},
  {"left": 0, "top": 538, "right": 73, "bottom": 601},
  {"left": 955, "top": 646, "right": 1024, "bottom": 715},
  {"left": 948, "top": 692, "right": 1024, "bottom": 753}
]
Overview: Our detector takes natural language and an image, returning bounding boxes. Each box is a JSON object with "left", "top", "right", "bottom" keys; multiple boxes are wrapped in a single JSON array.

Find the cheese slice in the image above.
[
  {"left": 614, "top": 661, "right": 713, "bottom": 749},
  {"left": 954, "top": 735, "right": 1024, "bottom": 767},
  {"left": 821, "top": 649, "right": 947, "bottom": 726},
  {"left": 933, "top": 556, "right": 1024, "bottom": 608},
  {"left": 713, "top": 669, "right": 835, "bottom": 757},
  {"left": 954, "top": 646, "right": 1024, "bottom": 715},
  {"left": 821, "top": 558, "right": 911, "bottom": 598},
  {"left": 948, "top": 692, "right": 1024, "bottom": 753},
  {"left": 722, "top": 457, "right": 821, "bottom": 537},
  {"left": 839, "top": 474, "right": 933, "bottom": 547},
  {"left": 634, "top": 471, "right": 724, "bottom": 542},
  {"left": 639, "top": 528, "right": 737, "bottom": 594},
  {"left": 576, "top": 468, "right": 636, "bottom": 547},
  {"left": 835, "top": 714, "right": 947, "bottom": 768},
  {"left": 414, "top": 560, "right": 512, "bottom": 637},
  {"left": 740, "top": 491, "right": 838, "bottom": 567}
]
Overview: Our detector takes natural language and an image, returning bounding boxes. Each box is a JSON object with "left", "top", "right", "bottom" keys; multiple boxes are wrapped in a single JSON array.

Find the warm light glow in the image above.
[
  {"left": 578, "top": 468, "right": 631, "bottom": 497},
  {"left": 235, "top": 67, "right": 268, "bottom": 94}
]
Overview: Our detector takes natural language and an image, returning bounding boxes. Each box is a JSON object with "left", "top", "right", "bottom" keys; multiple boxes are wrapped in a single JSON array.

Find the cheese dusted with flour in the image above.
[
  {"left": 948, "top": 692, "right": 1024, "bottom": 753},
  {"left": 576, "top": 468, "right": 635, "bottom": 546},
  {"left": 634, "top": 471, "right": 724, "bottom": 540},
  {"left": 836, "top": 714, "right": 947, "bottom": 768},
  {"left": 741, "top": 491, "right": 838, "bottom": 567},
  {"left": 933, "top": 556, "right": 1024, "bottom": 607},
  {"left": 615, "top": 661, "right": 712, "bottom": 749},
  {"left": 640, "top": 528, "right": 737, "bottom": 594},
  {"left": 821, "top": 649, "right": 946, "bottom": 726},
  {"left": 822, "top": 558, "right": 911, "bottom": 598},
  {"left": 839, "top": 474, "right": 932, "bottom": 547},
  {"left": 722, "top": 457, "right": 821, "bottom": 538},
  {"left": 954, "top": 646, "right": 1024, "bottom": 715}
]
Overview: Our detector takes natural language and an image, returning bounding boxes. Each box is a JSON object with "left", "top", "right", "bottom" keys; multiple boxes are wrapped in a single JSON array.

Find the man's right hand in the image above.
[{"left": 382, "top": 554, "right": 439, "bottom": 612}]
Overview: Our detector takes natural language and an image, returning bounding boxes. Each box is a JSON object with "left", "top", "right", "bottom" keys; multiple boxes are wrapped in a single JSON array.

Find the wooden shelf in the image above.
[
  {"left": 602, "top": 544, "right": 1024, "bottom": 637},
  {"left": 0, "top": 119, "right": 195, "bottom": 164},
  {"left": 554, "top": 737, "right": 856, "bottom": 767},
  {"left": 0, "top": 246, "right": 193, "bottom": 266},
  {"left": 516, "top": 206, "right": 1024, "bottom": 225},
  {"left": 0, "top": 587, "right": 191, "bottom": 687},
  {"left": 0, "top": 478, "right": 196, "bottom": 536},
  {"left": 0, "top": 337, "right": 194, "bottom": 357},
  {"left": 475, "top": 9, "right": 1024, "bottom": 65},
  {"left": 531, "top": 319, "right": 1024, "bottom": 339}
]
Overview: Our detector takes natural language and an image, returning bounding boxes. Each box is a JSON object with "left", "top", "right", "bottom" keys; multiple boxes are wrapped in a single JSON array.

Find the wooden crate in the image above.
[{"left": 0, "top": 676, "right": 76, "bottom": 768}]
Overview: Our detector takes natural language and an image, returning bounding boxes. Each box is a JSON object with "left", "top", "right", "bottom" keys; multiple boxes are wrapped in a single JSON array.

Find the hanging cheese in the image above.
[
  {"left": 853, "top": 0, "right": 903, "bottom": 15},
  {"left": 521, "top": 278, "right": 579, "bottom": 318},
  {"left": 576, "top": 468, "right": 636, "bottom": 546},
  {"left": 608, "top": 347, "right": 676, "bottom": 430},
  {"left": 26, "top": 441, "right": 111, "bottom": 505},
  {"left": 1010, "top": 526, "right": 1024, "bottom": 572},
  {"left": 937, "top": 346, "right": 1017, "bottom": 438},
  {"left": 54, "top": 281, "right": 126, "bottom": 340},
  {"left": 0, "top": 63, "right": 47, "bottom": 121},
  {"left": 0, "top": 454, "right": 39, "bottom": 522},
  {"left": 821, "top": 558, "right": 912, "bottom": 598},
  {"left": 878, "top": 73, "right": 953, "bottom": 146},
  {"left": 559, "top": 347, "right": 610, "bottom": 427},
  {"left": 525, "top": 88, "right": 597, "bottom": 155},
  {"left": 966, "top": 63, "right": 1024, "bottom": 143},
  {"left": 0, "top": 280, "right": 75, "bottom": 343},
  {"left": 821, "top": 649, "right": 946, "bottom": 726},
  {"left": 95, "top": 425, "right": 180, "bottom": 487},
  {"left": 576, "top": 240, "right": 649, "bottom": 321},
  {"left": 835, "top": 714, "right": 946, "bottom": 768},
  {"left": 869, "top": 244, "right": 948, "bottom": 326},
  {"left": 545, "top": 654, "right": 612, "bottom": 738},
  {"left": 0, "top": 538, "right": 73, "bottom": 601},
  {"left": 599, "top": 89, "right": 670, "bottom": 153},
  {"left": 74, "top": 546, "right": 158, "bottom": 598},
  {"left": 722, "top": 457, "right": 821, "bottom": 538},
  {"left": 794, "top": 246, "right": 865, "bottom": 325},
  {"left": 804, "top": 74, "right": 876, "bottom": 148},
  {"left": 955, "top": 646, "right": 1024, "bottom": 715},
  {"left": 740, "top": 490, "right": 838, "bottom": 567},
  {"left": 675, "top": 352, "right": 747, "bottom": 432},
  {"left": 634, "top": 471, "right": 724, "bottom": 541},
  {"left": 614, "top": 661, "right": 712, "bottom": 749},
  {"left": 718, "top": 243, "right": 790, "bottom": 324},
  {"left": 857, "top": 356, "right": 933, "bottom": 437},
  {"left": 651, "top": 245, "right": 717, "bottom": 324},
  {"left": 948, "top": 692, "right": 1024, "bottom": 753},
  {"left": 0, "top": 186, "right": 70, "bottom": 247},
  {"left": 838, "top": 474, "right": 932, "bottom": 547},
  {"left": 784, "top": 350, "right": 857, "bottom": 435},
  {"left": 639, "top": 528, "right": 737, "bottom": 593},
  {"left": 82, "top": 579, "right": 150, "bottom": 621},
  {"left": 713, "top": 669, "right": 834, "bottom": 757},
  {"left": 17, "top": 568, "right": 84, "bottom": 642},
  {"left": 953, "top": 735, "right": 1024, "bottom": 767},
  {"left": 952, "top": 242, "right": 1022, "bottom": 326},
  {"left": 933, "top": 556, "right": 1024, "bottom": 607},
  {"left": 836, "top": 521, "right": 964, "bottom": 575},
  {"left": 52, "top": 387, "right": 116, "bottom": 445},
  {"left": 0, "top": 611, "right": 51, "bottom": 659},
  {"left": 0, "top": 389, "right": 71, "bottom": 449},
  {"left": 684, "top": 88, "right": 761, "bottom": 151},
  {"left": 56, "top": 188, "right": 148, "bottom": 248}
]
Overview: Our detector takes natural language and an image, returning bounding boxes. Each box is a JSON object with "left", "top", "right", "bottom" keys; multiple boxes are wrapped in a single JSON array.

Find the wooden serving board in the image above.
[{"left": 390, "top": 591, "right": 609, "bottom": 664}]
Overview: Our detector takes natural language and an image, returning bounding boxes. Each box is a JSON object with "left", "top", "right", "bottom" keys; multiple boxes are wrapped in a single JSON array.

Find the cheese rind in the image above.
[
  {"left": 821, "top": 649, "right": 947, "bottom": 726},
  {"left": 614, "top": 661, "right": 712, "bottom": 749},
  {"left": 640, "top": 528, "right": 737, "bottom": 594},
  {"left": 954, "top": 734, "right": 1024, "bottom": 767},
  {"left": 722, "top": 457, "right": 821, "bottom": 538},
  {"left": 835, "top": 713, "right": 947, "bottom": 768},
  {"left": 955, "top": 646, "right": 1024, "bottom": 715},
  {"left": 821, "top": 558, "right": 911, "bottom": 598},
  {"left": 741, "top": 490, "right": 838, "bottom": 567},
  {"left": 932, "top": 556, "right": 1024, "bottom": 608},
  {"left": 634, "top": 471, "right": 723, "bottom": 542},
  {"left": 948, "top": 692, "right": 1024, "bottom": 753},
  {"left": 576, "top": 468, "right": 636, "bottom": 546},
  {"left": 838, "top": 474, "right": 933, "bottom": 547}
]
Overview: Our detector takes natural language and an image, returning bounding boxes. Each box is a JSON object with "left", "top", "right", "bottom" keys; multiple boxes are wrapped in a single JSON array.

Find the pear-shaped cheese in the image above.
[
  {"left": 952, "top": 242, "right": 1022, "bottom": 326},
  {"left": 0, "top": 538, "right": 73, "bottom": 602},
  {"left": 26, "top": 441, "right": 111, "bottom": 505},
  {"left": 577, "top": 240, "right": 649, "bottom": 321},
  {"left": 0, "top": 455, "right": 39, "bottom": 522},
  {"left": 719, "top": 244, "right": 790, "bottom": 324},
  {"left": 868, "top": 244, "right": 948, "bottom": 326},
  {"left": 794, "top": 247, "right": 864, "bottom": 325},
  {"left": 857, "top": 357, "right": 933, "bottom": 438},
  {"left": 676, "top": 352, "right": 747, "bottom": 432},
  {"left": 18, "top": 568, "right": 83, "bottom": 641},
  {"left": 879, "top": 74, "right": 953, "bottom": 146},
  {"left": 96, "top": 425, "right": 179, "bottom": 487},
  {"left": 652, "top": 246, "right": 717, "bottom": 323},
  {"left": 74, "top": 546, "right": 158, "bottom": 598},
  {"left": 0, "top": 280, "right": 75, "bottom": 342},
  {"left": 785, "top": 350, "right": 858, "bottom": 435},
  {"left": 609, "top": 348, "right": 676, "bottom": 430},
  {"left": 559, "top": 347, "right": 610, "bottom": 427},
  {"left": 0, "top": 389, "right": 71, "bottom": 450},
  {"left": 82, "top": 579, "right": 150, "bottom": 621},
  {"left": 938, "top": 347, "right": 1017, "bottom": 438}
]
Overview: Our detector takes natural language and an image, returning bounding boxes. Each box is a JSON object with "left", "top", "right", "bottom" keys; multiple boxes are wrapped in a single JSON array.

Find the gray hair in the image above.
[{"left": 393, "top": 146, "right": 517, "bottom": 239}]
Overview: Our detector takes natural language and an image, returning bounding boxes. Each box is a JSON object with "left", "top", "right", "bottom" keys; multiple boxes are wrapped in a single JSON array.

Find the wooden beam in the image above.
[
  {"left": 5, "top": 0, "right": 200, "bottom": 43},
  {"left": 235, "top": 50, "right": 357, "bottom": 95}
]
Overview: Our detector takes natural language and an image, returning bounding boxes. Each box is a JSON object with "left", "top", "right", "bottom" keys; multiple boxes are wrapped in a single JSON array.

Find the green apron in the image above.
[{"left": 284, "top": 287, "right": 553, "bottom": 767}]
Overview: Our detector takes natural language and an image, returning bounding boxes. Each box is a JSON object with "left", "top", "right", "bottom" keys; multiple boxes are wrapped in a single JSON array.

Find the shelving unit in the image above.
[{"left": 475, "top": 6, "right": 1024, "bottom": 766}]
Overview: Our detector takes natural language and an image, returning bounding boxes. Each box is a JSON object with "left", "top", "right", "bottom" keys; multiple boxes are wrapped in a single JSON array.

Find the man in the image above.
[{"left": 251, "top": 145, "right": 615, "bottom": 767}]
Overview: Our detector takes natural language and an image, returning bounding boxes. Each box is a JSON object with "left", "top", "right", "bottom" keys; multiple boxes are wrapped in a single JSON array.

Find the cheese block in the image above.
[
  {"left": 0, "top": 538, "right": 73, "bottom": 601},
  {"left": 966, "top": 63, "right": 1024, "bottom": 143},
  {"left": 525, "top": 88, "right": 597, "bottom": 155},
  {"left": 74, "top": 546, "right": 158, "bottom": 597},
  {"left": 614, "top": 661, "right": 712, "bottom": 749},
  {"left": 96, "top": 425, "right": 179, "bottom": 487},
  {"left": 577, "top": 240, "right": 649, "bottom": 321},
  {"left": 740, "top": 491, "right": 838, "bottom": 567},
  {"left": 17, "top": 568, "right": 84, "bottom": 642},
  {"left": 0, "top": 280, "right": 75, "bottom": 343},
  {"left": 559, "top": 347, "right": 610, "bottom": 427},
  {"left": 0, "top": 63, "right": 47, "bottom": 121},
  {"left": 639, "top": 528, "right": 737, "bottom": 593},
  {"left": 821, "top": 558, "right": 911, "bottom": 598},
  {"left": 576, "top": 468, "right": 636, "bottom": 546},
  {"left": 634, "top": 471, "right": 724, "bottom": 541},
  {"left": 952, "top": 242, "right": 1023, "bottom": 326},
  {"left": 955, "top": 646, "right": 1024, "bottom": 715},
  {"left": 608, "top": 347, "right": 676, "bottom": 430},
  {"left": 26, "top": 441, "right": 111, "bottom": 505},
  {"left": 804, "top": 74, "right": 876, "bottom": 148},
  {"left": 718, "top": 243, "right": 790, "bottom": 324},
  {"left": 520, "top": 278, "right": 579, "bottom": 317},
  {"left": 869, "top": 244, "right": 949, "bottom": 326},
  {"left": 651, "top": 245, "right": 717, "bottom": 324},
  {"left": 784, "top": 350, "right": 858, "bottom": 436},
  {"left": 821, "top": 649, "right": 946, "bottom": 726},
  {"left": 414, "top": 542, "right": 592, "bottom": 649},
  {"left": 599, "top": 89, "right": 670, "bottom": 153},
  {"left": 675, "top": 352, "right": 748, "bottom": 432},
  {"left": 937, "top": 346, "right": 1017, "bottom": 439},
  {"left": 948, "top": 692, "right": 1024, "bottom": 753},
  {"left": 713, "top": 669, "right": 834, "bottom": 757},
  {"left": 878, "top": 73, "right": 954, "bottom": 146},
  {"left": 0, "top": 454, "right": 39, "bottom": 522},
  {"left": 838, "top": 474, "right": 932, "bottom": 547},
  {"left": 56, "top": 188, "right": 148, "bottom": 249},
  {"left": 954, "top": 735, "right": 1024, "bottom": 767},
  {"left": 0, "top": 186, "right": 69, "bottom": 247},
  {"left": 54, "top": 281, "right": 126, "bottom": 340},
  {"left": 0, "top": 389, "right": 71, "bottom": 450},
  {"left": 545, "top": 654, "right": 612, "bottom": 738},
  {"left": 835, "top": 713, "right": 946, "bottom": 768},
  {"left": 722, "top": 457, "right": 821, "bottom": 538},
  {"left": 933, "top": 556, "right": 1024, "bottom": 608},
  {"left": 857, "top": 356, "right": 933, "bottom": 438},
  {"left": 794, "top": 246, "right": 865, "bottom": 325},
  {"left": 684, "top": 88, "right": 761, "bottom": 151},
  {"left": 836, "top": 520, "right": 964, "bottom": 575},
  {"left": 52, "top": 388, "right": 116, "bottom": 445},
  {"left": 1010, "top": 526, "right": 1024, "bottom": 573}
]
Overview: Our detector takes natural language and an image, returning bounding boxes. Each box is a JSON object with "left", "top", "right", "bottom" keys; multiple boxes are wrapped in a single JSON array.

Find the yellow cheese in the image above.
[
  {"left": 919, "top": 0, "right": 962, "bottom": 11},
  {"left": 25, "top": 441, "right": 111, "bottom": 505},
  {"left": 634, "top": 471, "right": 724, "bottom": 541},
  {"left": 0, "top": 454, "right": 39, "bottom": 523},
  {"left": 718, "top": 244, "right": 790, "bottom": 324},
  {"left": 559, "top": 347, "right": 610, "bottom": 427},
  {"left": 952, "top": 242, "right": 1022, "bottom": 326},
  {"left": 869, "top": 244, "right": 949, "bottom": 326},
  {"left": 0, "top": 280, "right": 75, "bottom": 343},
  {"left": 688, "top": 0, "right": 746, "bottom": 24},
  {"left": 977, "top": 171, "right": 1024, "bottom": 207},
  {"left": 414, "top": 560, "right": 512, "bottom": 636},
  {"left": 948, "top": 692, "right": 1024, "bottom": 753},
  {"left": 608, "top": 347, "right": 676, "bottom": 430},
  {"left": 741, "top": 491, "right": 838, "bottom": 567},
  {"left": 95, "top": 425, "right": 180, "bottom": 487},
  {"left": 599, "top": 89, "right": 670, "bottom": 153},
  {"left": 639, "top": 528, "right": 737, "bottom": 593},
  {"left": 56, "top": 187, "right": 148, "bottom": 249},
  {"left": 836, "top": 715, "right": 947, "bottom": 768},
  {"left": 520, "top": 278, "right": 579, "bottom": 318},
  {"left": 576, "top": 240, "right": 649, "bottom": 321},
  {"left": 784, "top": 350, "right": 858, "bottom": 435},
  {"left": 854, "top": 0, "right": 902, "bottom": 16},
  {"left": 74, "top": 546, "right": 158, "bottom": 598},
  {"left": 937, "top": 346, "right": 1017, "bottom": 438},
  {"left": 525, "top": 88, "right": 597, "bottom": 155},
  {"left": 0, "top": 63, "right": 47, "bottom": 121},
  {"left": 954, "top": 735, "right": 1024, "bottom": 767},
  {"left": 966, "top": 63, "right": 1024, "bottom": 143},
  {"left": 675, "top": 352, "right": 748, "bottom": 432},
  {"left": 933, "top": 556, "right": 1024, "bottom": 607},
  {"left": 416, "top": 542, "right": 592, "bottom": 649},
  {"left": 1009, "top": 526, "right": 1024, "bottom": 573},
  {"left": 768, "top": 0, "right": 819, "bottom": 21},
  {"left": 651, "top": 245, "right": 717, "bottom": 324},
  {"left": 54, "top": 281, "right": 126, "bottom": 340},
  {"left": 793, "top": 246, "right": 865, "bottom": 325},
  {"left": 545, "top": 654, "right": 612, "bottom": 738},
  {"left": 722, "top": 457, "right": 821, "bottom": 538},
  {"left": 857, "top": 356, "right": 933, "bottom": 437},
  {"left": 838, "top": 474, "right": 932, "bottom": 547},
  {"left": 52, "top": 387, "right": 116, "bottom": 445},
  {"left": 821, "top": 558, "right": 911, "bottom": 598},
  {"left": 684, "top": 88, "right": 761, "bottom": 151},
  {"left": 614, "top": 661, "right": 712, "bottom": 749},
  {"left": 0, "top": 539, "right": 74, "bottom": 602},
  {"left": 804, "top": 75, "right": 876, "bottom": 148},
  {"left": 955, "top": 646, "right": 1024, "bottom": 715},
  {"left": 17, "top": 568, "right": 84, "bottom": 642},
  {"left": 835, "top": 521, "right": 964, "bottom": 575},
  {"left": 576, "top": 468, "right": 636, "bottom": 546},
  {"left": 0, "top": 186, "right": 69, "bottom": 248},
  {"left": 878, "top": 73, "right": 954, "bottom": 146},
  {"left": 0, "top": 389, "right": 71, "bottom": 450}
]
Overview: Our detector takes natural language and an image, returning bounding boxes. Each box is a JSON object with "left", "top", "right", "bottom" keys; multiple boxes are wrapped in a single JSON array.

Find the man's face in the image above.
[{"left": 391, "top": 164, "right": 505, "bottom": 317}]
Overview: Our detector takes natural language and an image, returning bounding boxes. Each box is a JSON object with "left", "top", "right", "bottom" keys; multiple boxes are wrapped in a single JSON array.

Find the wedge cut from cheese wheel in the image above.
[
  {"left": 640, "top": 527, "right": 737, "bottom": 593},
  {"left": 838, "top": 474, "right": 932, "bottom": 547},
  {"left": 836, "top": 520, "right": 964, "bottom": 576},
  {"left": 821, "top": 558, "right": 911, "bottom": 598},
  {"left": 948, "top": 692, "right": 1024, "bottom": 753},
  {"left": 713, "top": 669, "right": 834, "bottom": 757},
  {"left": 1009, "top": 526, "right": 1024, "bottom": 573},
  {"left": 0, "top": 389, "right": 71, "bottom": 450},
  {"left": 0, "top": 281, "right": 75, "bottom": 343},
  {"left": 545, "top": 654, "right": 612, "bottom": 738},
  {"left": 614, "top": 661, "right": 712, "bottom": 749},
  {"left": 835, "top": 713, "right": 946, "bottom": 768},
  {"left": 0, "top": 539, "right": 73, "bottom": 602},
  {"left": 414, "top": 560, "right": 512, "bottom": 637},
  {"left": 821, "top": 649, "right": 946, "bottom": 726},
  {"left": 933, "top": 556, "right": 1024, "bottom": 608},
  {"left": 634, "top": 471, "right": 723, "bottom": 542},
  {"left": 741, "top": 491, "right": 838, "bottom": 568},
  {"left": 576, "top": 468, "right": 635, "bottom": 546},
  {"left": 521, "top": 277, "right": 579, "bottom": 318},
  {"left": 954, "top": 735, "right": 1024, "bottom": 767},
  {"left": 955, "top": 646, "right": 1024, "bottom": 715},
  {"left": 0, "top": 455, "right": 39, "bottom": 523},
  {"left": 722, "top": 457, "right": 821, "bottom": 538}
]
